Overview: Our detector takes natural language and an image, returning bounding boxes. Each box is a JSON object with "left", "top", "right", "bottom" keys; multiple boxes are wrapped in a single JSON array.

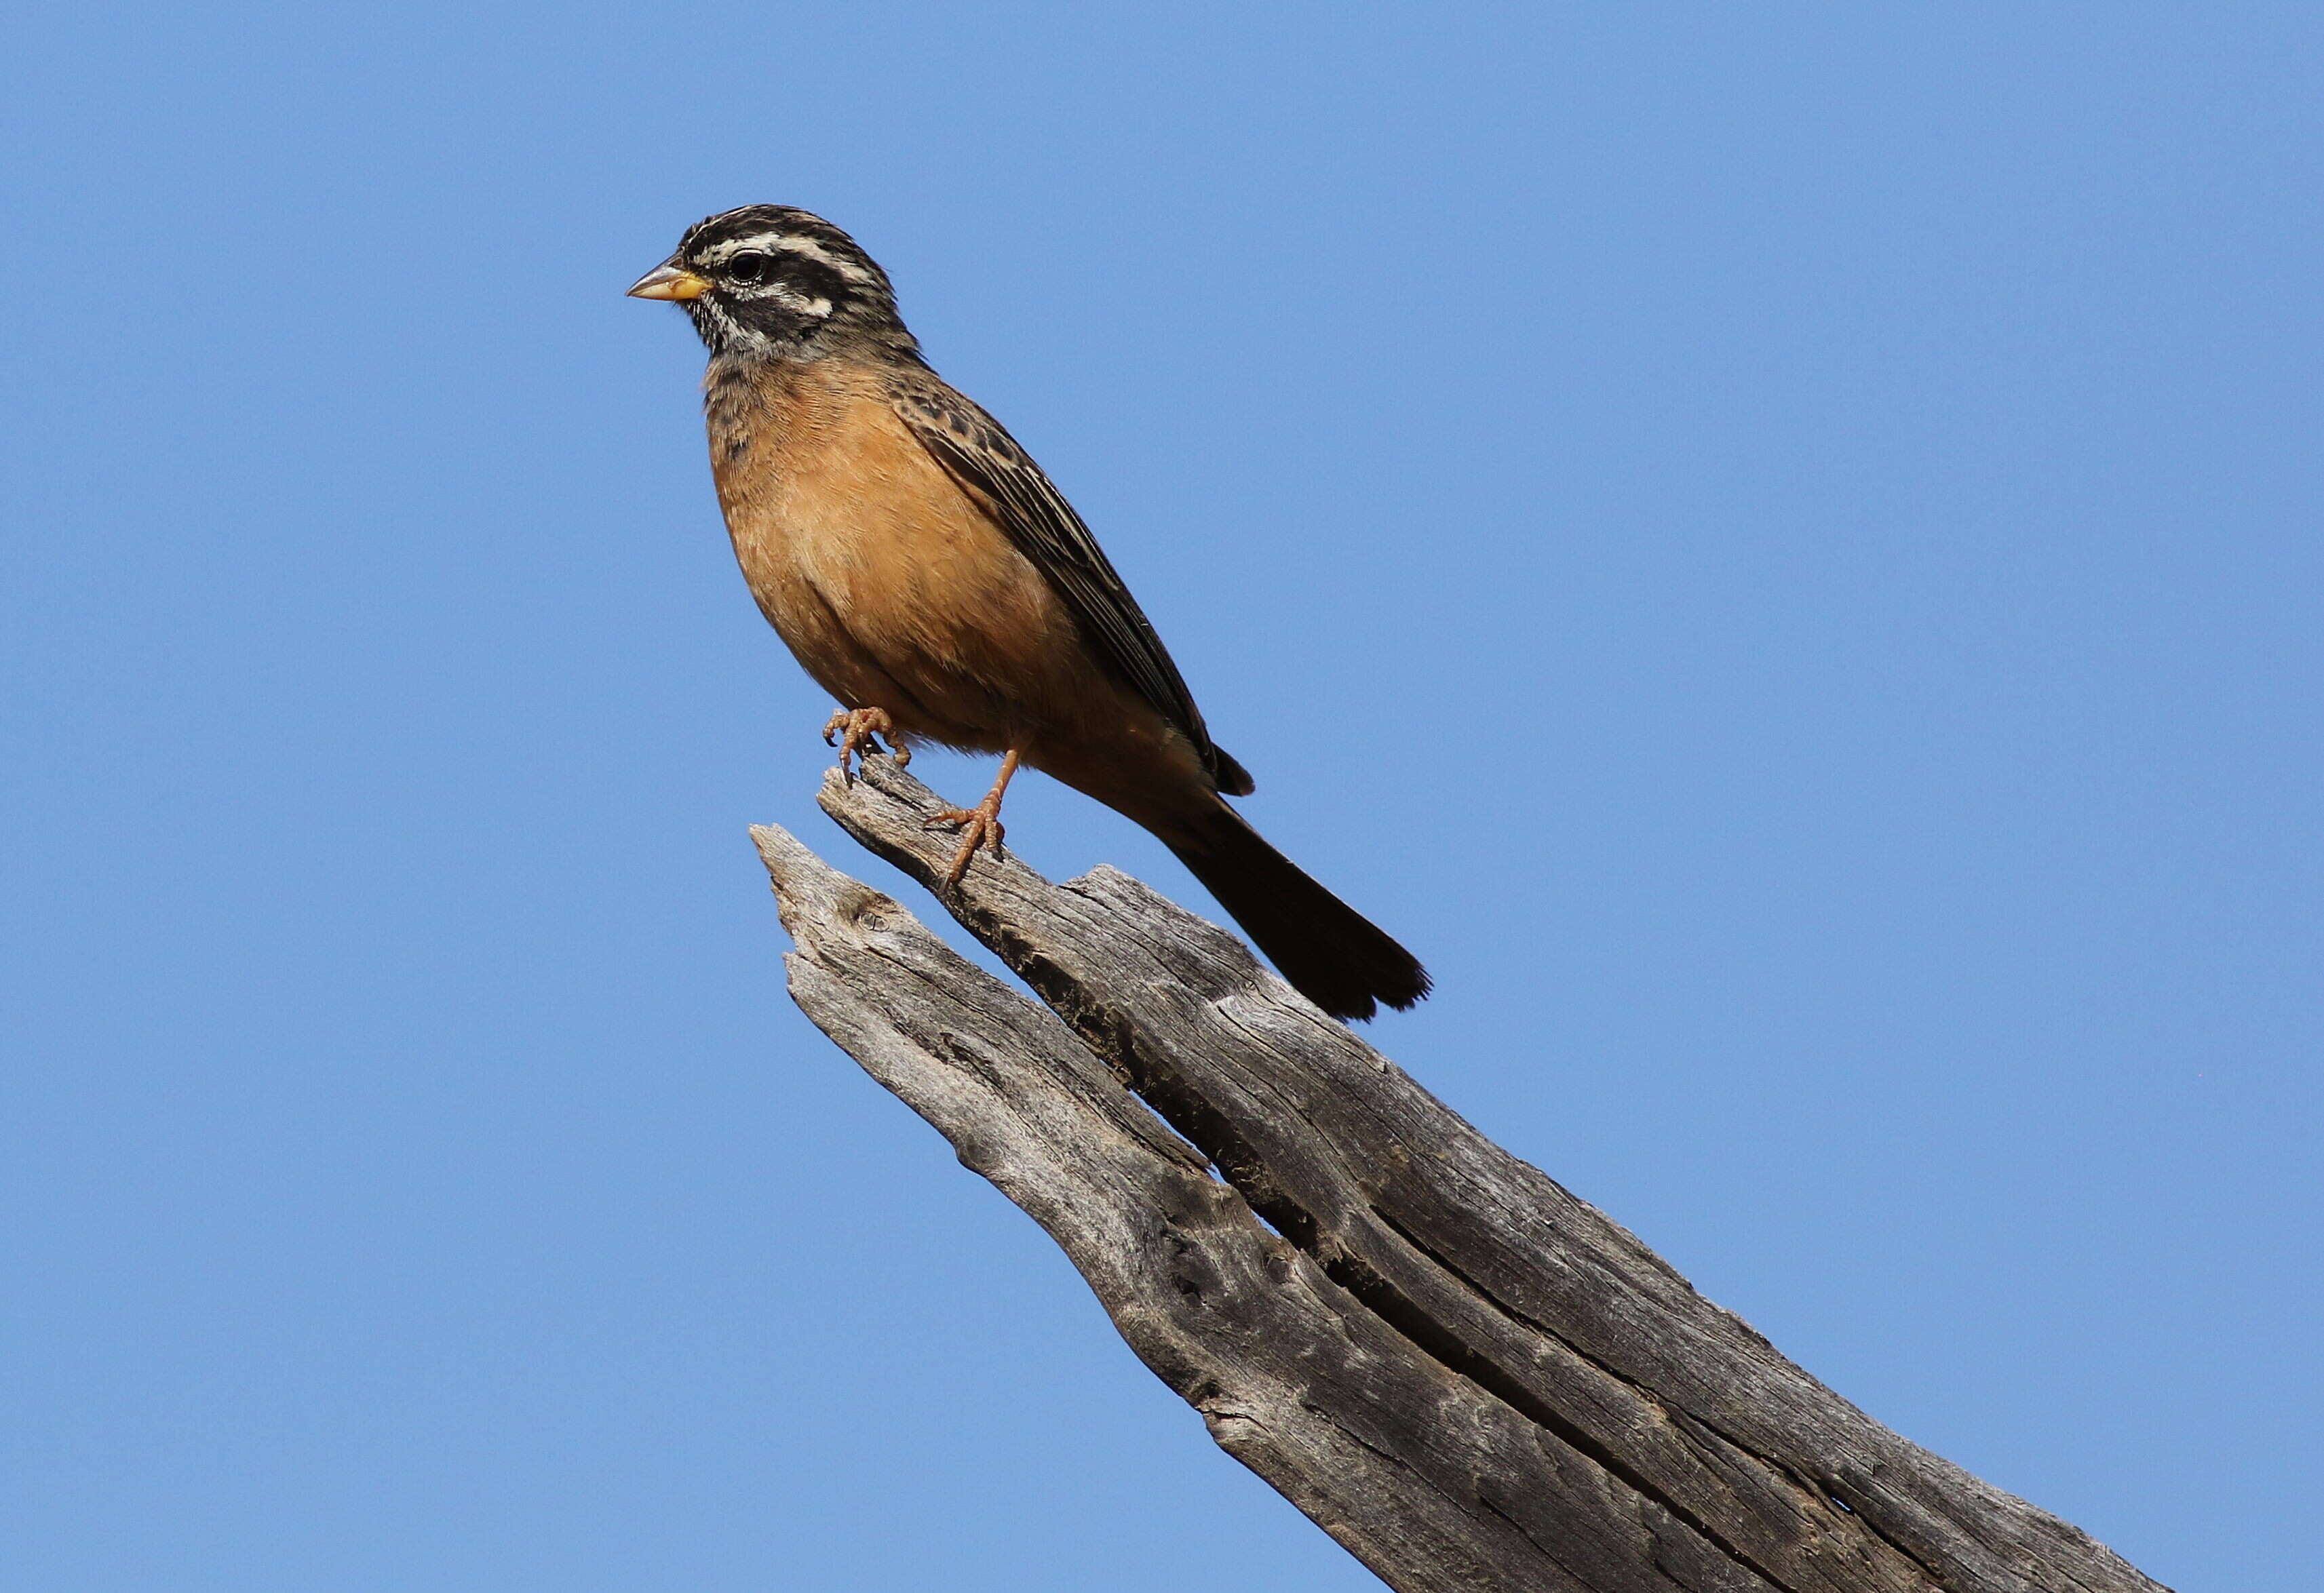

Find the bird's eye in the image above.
[{"left": 727, "top": 251, "right": 774, "bottom": 286}]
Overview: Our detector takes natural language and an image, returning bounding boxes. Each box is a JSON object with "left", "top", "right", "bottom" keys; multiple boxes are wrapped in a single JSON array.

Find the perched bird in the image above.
[{"left": 629, "top": 205, "right": 1427, "bottom": 1021}]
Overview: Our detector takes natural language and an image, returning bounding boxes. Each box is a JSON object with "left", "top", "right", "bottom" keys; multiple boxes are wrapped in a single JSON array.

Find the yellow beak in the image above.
[{"left": 626, "top": 264, "right": 710, "bottom": 302}]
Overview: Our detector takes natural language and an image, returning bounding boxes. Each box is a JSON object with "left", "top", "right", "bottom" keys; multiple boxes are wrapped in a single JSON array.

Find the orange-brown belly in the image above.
[{"left": 710, "top": 364, "right": 1110, "bottom": 757}]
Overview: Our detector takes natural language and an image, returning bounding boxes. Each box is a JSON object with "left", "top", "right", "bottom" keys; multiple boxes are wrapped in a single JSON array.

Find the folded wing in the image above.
[{"left": 891, "top": 374, "right": 1254, "bottom": 797}]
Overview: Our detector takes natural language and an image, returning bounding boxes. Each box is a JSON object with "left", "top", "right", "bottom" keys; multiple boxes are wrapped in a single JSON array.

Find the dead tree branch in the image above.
[{"left": 748, "top": 757, "right": 2169, "bottom": 1593}]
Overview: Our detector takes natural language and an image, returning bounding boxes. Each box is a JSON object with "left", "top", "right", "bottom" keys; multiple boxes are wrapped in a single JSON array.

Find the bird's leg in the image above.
[
  {"left": 923, "top": 749, "right": 1022, "bottom": 884},
  {"left": 822, "top": 707, "right": 910, "bottom": 782}
]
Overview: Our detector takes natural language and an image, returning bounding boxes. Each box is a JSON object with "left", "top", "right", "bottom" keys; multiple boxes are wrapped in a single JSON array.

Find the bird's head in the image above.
[{"left": 627, "top": 205, "right": 916, "bottom": 361}]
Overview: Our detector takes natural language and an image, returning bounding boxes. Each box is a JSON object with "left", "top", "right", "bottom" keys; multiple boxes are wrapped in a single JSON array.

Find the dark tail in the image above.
[{"left": 1159, "top": 802, "right": 1429, "bottom": 1022}]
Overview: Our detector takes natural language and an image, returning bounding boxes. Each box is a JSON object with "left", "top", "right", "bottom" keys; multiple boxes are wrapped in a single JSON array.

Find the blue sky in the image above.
[{"left": 3, "top": 4, "right": 2317, "bottom": 1589}]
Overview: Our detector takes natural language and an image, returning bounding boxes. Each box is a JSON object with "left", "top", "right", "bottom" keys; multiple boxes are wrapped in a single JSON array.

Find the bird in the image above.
[{"left": 628, "top": 205, "right": 1427, "bottom": 1021}]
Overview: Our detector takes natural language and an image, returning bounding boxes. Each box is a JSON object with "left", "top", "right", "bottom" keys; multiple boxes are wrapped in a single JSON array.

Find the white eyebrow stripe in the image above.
[
  {"left": 764, "top": 236, "right": 876, "bottom": 283},
  {"left": 699, "top": 232, "right": 876, "bottom": 284}
]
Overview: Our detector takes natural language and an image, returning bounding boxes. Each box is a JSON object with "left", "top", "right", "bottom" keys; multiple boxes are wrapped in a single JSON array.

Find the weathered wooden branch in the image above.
[{"left": 749, "top": 757, "right": 2169, "bottom": 1593}]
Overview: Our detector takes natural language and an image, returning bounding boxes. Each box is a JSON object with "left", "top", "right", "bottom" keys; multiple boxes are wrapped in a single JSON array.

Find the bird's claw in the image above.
[
  {"left": 822, "top": 707, "right": 909, "bottom": 782},
  {"left": 923, "top": 802, "right": 1006, "bottom": 885}
]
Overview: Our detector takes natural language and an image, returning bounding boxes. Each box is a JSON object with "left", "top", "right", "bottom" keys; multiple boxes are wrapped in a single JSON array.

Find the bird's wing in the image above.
[{"left": 891, "top": 373, "right": 1252, "bottom": 795}]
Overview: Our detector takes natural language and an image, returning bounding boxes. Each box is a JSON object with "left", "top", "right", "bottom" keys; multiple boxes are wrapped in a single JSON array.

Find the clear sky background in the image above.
[{"left": 3, "top": 5, "right": 2317, "bottom": 1590}]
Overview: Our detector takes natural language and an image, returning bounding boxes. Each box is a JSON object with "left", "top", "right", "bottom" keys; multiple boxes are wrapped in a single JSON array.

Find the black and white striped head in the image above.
[{"left": 627, "top": 205, "right": 916, "bottom": 361}]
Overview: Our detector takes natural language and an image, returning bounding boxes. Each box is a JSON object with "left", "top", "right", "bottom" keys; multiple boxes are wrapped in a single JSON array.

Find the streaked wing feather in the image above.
[{"left": 893, "top": 379, "right": 1248, "bottom": 792}]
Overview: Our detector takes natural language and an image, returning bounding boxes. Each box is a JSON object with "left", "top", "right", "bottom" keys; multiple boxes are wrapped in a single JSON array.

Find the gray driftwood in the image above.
[{"left": 749, "top": 756, "right": 2168, "bottom": 1593}]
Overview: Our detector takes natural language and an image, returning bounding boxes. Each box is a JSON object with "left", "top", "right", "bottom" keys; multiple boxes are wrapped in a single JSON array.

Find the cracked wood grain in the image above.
[{"left": 747, "top": 757, "right": 2170, "bottom": 1593}]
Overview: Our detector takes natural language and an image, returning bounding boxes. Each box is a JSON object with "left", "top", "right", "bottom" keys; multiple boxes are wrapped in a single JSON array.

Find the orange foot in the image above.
[
  {"left": 923, "top": 749, "right": 1022, "bottom": 885},
  {"left": 822, "top": 707, "right": 910, "bottom": 782},
  {"left": 923, "top": 801, "right": 1005, "bottom": 884}
]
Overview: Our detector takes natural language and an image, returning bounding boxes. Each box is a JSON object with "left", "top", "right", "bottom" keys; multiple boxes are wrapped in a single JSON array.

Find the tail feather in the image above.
[{"left": 1160, "top": 802, "right": 1429, "bottom": 1022}]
